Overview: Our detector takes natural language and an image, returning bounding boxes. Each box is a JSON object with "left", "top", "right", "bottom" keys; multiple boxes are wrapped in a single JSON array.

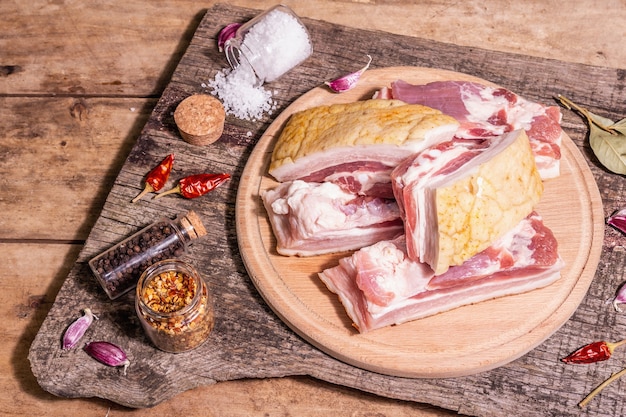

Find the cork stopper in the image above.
[
  {"left": 180, "top": 210, "right": 207, "bottom": 240},
  {"left": 174, "top": 94, "right": 225, "bottom": 146}
]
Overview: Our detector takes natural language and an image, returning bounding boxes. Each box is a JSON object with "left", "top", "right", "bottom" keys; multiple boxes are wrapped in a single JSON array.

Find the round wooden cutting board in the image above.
[{"left": 235, "top": 67, "right": 604, "bottom": 378}]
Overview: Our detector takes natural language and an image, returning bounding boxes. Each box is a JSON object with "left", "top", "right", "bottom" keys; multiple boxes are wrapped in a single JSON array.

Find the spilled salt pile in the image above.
[
  {"left": 207, "top": 62, "right": 276, "bottom": 122},
  {"left": 206, "top": 6, "right": 312, "bottom": 121}
]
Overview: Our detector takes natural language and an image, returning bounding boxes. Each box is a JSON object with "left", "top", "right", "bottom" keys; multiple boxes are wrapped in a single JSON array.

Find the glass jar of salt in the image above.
[{"left": 224, "top": 5, "right": 312, "bottom": 85}]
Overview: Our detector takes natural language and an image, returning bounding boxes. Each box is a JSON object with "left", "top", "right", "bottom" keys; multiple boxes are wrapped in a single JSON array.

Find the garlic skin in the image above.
[
  {"left": 608, "top": 208, "right": 626, "bottom": 235},
  {"left": 218, "top": 23, "right": 241, "bottom": 52},
  {"left": 612, "top": 281, "right": 626, "bottom": 312},
  {"left": 62, "top": 308, "right": 97, "bottom": 350},
  {"left": 84, "top": 341, "right": 130, "bottom": 375},
  {"left": 325, "top": 55, "right": 372, "bottom": 93}
]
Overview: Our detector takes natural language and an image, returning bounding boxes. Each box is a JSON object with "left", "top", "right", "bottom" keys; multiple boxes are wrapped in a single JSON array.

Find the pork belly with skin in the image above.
[
  {"left": 269, "top": 99, "right": 460, "bottom": 198},
  {"left": 318, "top": 212, "right": 564, "bottom": 333},
  {"left": 375, "top": 80, "right": 563, "bottom": 179},
  {"left": 261, "top": 180, "right": 403, "bottom": 256},
  {"left": 392, "top": 129, "right": 543, "bottom": 275}
]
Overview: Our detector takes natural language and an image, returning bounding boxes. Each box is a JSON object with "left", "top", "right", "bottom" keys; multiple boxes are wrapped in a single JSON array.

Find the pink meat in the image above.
[
  {"left": 298, "top": 161, "right": 396, "bottom": 198},
  {"left": 318, "top": 212, "right": 564, "bottom": 333},
  {"left": 261, "top": 180, "right": 403, "bottom": 256},
  {"left": 381, "top": 80, "right": 563, "bottom": 179}
]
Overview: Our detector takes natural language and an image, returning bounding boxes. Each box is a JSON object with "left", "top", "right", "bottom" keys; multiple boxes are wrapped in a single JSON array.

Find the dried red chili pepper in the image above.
[
  {"left": 132, "top": 154, "right": 175, "bottom": 203},
  {"left": 154, "top": 173, "right": 230, "bottom": 199},
  {"left": 561, "top": 339, "right": 626, "bottom": 364}
]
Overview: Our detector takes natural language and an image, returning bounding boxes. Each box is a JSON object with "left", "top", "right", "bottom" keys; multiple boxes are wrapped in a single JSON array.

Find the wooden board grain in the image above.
[
  {"left": 27, "top": 4, "right": 626, "bottom": 416},
  {"left": 236, "top": 66, "right": 604, "bottom": 378}
]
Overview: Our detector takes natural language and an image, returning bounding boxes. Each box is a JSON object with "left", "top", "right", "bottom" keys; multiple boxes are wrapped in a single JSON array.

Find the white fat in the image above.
[
  {"left": 536, "top": 157, "right": 561, "bottom": 179},
  {"left": 267, "top": 180, "right": 400, "bottom": 242},
  {"left": 420, "top": 122, "right": 460, "bottom": 148},
  {"left": 462, "top": 84, "right": 548, "bottom": 132},
  {"left": 324, "top": 169, "right": 391, "bottom": 191},
  {"left": 461, "top": 85, "right": 505, "bottom": 121},
  {"left": 276, "top": 181, "right": 353, "bottom": 238},
  {"left": 357, "top": 240, "right": 432, "bottom": 313},
  {"left": 475, "top": 176, "right": 484, "bottom": 198},
  {"left": 494, "top": 217, "right": 536, "bottom": 266},
  {"left": 508, "top": 99, "right": 546, "bottom": 130}
]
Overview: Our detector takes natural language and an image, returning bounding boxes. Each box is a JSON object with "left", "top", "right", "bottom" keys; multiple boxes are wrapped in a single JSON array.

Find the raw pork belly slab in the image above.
[
  {"left": 268, "top": 99, "right": 459, "bottom": 197},
  {"left": 392, "top": 129, "right": 543, "bottom": 275},
  {"left": 380, "top": 80, "right": 563, "bottom": 179},
  {"left": 318, "top": 212, "right": 564, "bottom": 333},
  {"left": 261, "top": 180, "right": 403, "bottom": 256}
]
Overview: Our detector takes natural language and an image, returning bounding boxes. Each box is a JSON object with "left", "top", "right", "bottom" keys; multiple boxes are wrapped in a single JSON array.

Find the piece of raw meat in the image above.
[
  {"left": 376, "top": 80, "right": 563, "bottom": 179},
  {"left": 318, "top": 212, "right": 564, "bottom": 333},
  {"left": 268, "top": 99, "right": 460, "bottom": 197},
  {"left": 391, "top": 129, "right": 543, "bottom": 274},
  {"left": 261, "top": 180, "right": 403, "bottom": 256}
]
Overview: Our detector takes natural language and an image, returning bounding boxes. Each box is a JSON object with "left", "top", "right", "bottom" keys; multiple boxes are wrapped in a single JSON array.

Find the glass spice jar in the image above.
[
  {"left": 88, "top": 210, "right": 207, "bottom": 300},
  {"left": 224, "top": 4, "right": 312, "bottom": 85},
  {"left": 135, "top": 259, "right": 215, "bottom": 353}
]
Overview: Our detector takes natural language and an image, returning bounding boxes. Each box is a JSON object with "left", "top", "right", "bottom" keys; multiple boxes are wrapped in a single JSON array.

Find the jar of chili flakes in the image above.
[{"left": 135, "top": 259, "right": 214, "bottom": 353}]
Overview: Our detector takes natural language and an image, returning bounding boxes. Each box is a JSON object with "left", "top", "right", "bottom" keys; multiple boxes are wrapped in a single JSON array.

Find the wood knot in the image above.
[
  {"left": 70, "top": 98, "right": 89, "bottom": 121},
  {"left": 0, "top": 65, "right": 23, "bottom": 77}
]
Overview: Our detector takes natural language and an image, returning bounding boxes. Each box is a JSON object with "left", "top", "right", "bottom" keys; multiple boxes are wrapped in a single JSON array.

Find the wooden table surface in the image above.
[{"left": 2, "top": 1, "right": 625, "bottom": 416}]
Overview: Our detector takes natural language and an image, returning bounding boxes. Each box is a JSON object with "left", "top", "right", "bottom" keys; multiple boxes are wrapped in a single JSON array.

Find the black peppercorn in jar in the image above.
[
  {"left": 135, "top": 259, "right": 214, "bottom": 353},
  {"left": 88, "top": 211, "right": 207, "bottom": 300}
]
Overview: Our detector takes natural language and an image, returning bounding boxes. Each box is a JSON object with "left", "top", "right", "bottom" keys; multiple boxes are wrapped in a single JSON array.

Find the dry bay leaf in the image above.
[
  {"left": 557, "top": 95, "right": 626, "bottom": 175},
  {"left": 589, "top": 123, "right": 626, "bottom": 175},
  {"left": 608, "top": 118, "right": 626, "bottom": 136}
]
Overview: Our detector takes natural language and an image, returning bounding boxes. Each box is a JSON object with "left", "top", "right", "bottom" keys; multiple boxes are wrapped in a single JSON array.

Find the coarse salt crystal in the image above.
[
  {"left": 207, "top": 61, "right": 276, "bottom": 121},
  {"left": 209, "top": 6, "right": 311, "bottom": 122},
  {"left": 238, "top": 8, "right": 312, "bottom": 83}
]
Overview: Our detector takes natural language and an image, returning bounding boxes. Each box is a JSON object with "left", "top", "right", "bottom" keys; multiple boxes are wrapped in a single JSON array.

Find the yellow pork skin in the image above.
[
  {"left": 432, "top": 130, "right": 543, "bottom": 275},
  {"left": 269, "top": 99, "right": 459, "bottom": 175}
]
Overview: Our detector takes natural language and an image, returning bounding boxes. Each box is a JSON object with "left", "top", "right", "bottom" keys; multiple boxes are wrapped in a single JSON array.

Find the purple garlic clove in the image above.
[
  {"left": 62, "top": 308, "right": 97, "bottom": 350},
  {"left": 613, "top": 282, "right": 626, "bottom": 312},
  {"left": 218, "top": 23, "right": 241, "bottom": 52},
  {"left": 84, "top": 341, "right": 130, "bottom": 375},
  {"left": 608, "top": 208, "right": 626, "bottom": 235},
  {"left": 325, "top": 55, "right": 372, "bottom": 93}
]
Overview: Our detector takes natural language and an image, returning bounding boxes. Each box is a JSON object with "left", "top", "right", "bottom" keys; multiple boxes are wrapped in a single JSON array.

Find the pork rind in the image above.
[
  {"left": 269, "top": 99, "right": 460, "bottom": 182},
  {"left": 392, "top": 129, "right": 543, "bottom": 275}
]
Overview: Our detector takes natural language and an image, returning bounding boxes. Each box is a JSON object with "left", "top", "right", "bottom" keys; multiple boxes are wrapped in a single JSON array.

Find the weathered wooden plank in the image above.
[
  {"left": 6, "top": 1, "right": 624, "bottom": 416},
  {"left": 0, "top": 1, "right": 203, "bottom": 96},
  {"left": 1, "top": 1, "right": 624, "bottom": 97},
  {"left": 0, "top": 243, "right": 449, "bottom": 417},
  {"left": 0, "top": 97, "right": 154, "bottom": 240},
  {"left": 28, "top": 4, "right": 626, "bottom": 417}
]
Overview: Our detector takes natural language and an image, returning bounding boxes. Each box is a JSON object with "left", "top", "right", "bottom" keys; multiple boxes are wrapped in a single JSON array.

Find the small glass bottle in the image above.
[
  {"left": 224, "top": 5, "right": 312, "bottom": 85},
  {"left": 135, "top": 259, "right": 215, "bottom": 353},
  {"left": 88, "top": 210, "right": 207, "bottom": 300}
]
